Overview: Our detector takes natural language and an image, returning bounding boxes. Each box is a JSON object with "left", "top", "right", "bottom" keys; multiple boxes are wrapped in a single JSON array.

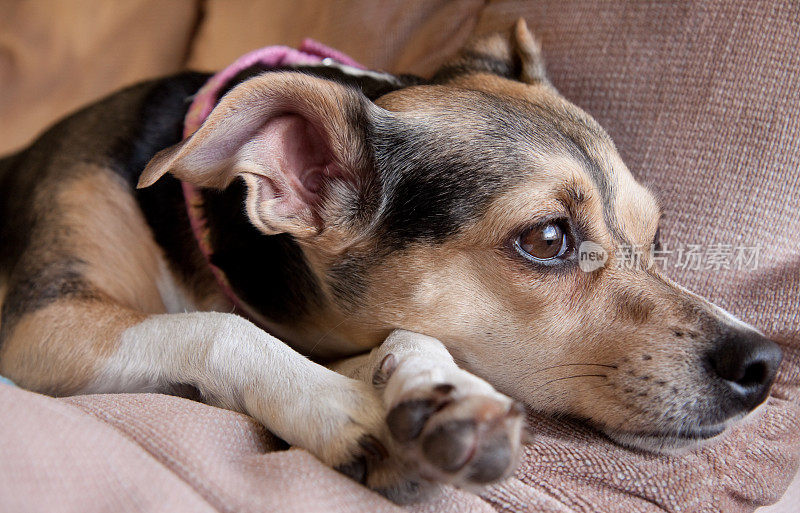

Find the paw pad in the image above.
[
  {"left": 421, "top": 419, "right": 476, "bottom": 472},
  {"left": 386, "top": 397, "right": 447, "bottom": 442}
]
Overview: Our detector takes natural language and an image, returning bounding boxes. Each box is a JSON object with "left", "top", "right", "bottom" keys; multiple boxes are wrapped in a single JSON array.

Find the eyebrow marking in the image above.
[
  {"left": 556, "top": 182, "right": 589, "bottom": 222},
  {"left": 559, "top": 131, "right": 629, "bottom": 245},
  {"left": 505, "top": 92, "right": 628, "bottom": 246},
  {"left": 564, "top": 184, "right": 588, "bottom": 205}
]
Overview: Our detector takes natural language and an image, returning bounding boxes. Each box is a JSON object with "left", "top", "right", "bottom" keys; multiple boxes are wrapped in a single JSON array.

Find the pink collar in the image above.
[{"left": 181, "top": 40, "right": 363, "bottom": 324}]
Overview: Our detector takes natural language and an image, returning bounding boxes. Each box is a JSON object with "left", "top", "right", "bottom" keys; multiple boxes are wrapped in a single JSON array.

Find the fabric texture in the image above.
[
  {"left": 0, "top": 0, "right": 198, "bottom": 154},
  {"left": 0, "top": 1, "right": 798, "bottom": 512},
  {"left": 187, "top": 0, "right": 484, "bottom": 77}
]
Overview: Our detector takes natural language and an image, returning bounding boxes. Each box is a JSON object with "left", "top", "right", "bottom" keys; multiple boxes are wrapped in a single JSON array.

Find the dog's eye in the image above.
[{"left": 515, "top": 221, "right": 571, "bottom": 262}]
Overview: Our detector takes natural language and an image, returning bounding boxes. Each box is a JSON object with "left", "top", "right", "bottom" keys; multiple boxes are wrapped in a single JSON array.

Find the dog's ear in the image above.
[
  {"left": 434, "top": 19, "right": 548, "bottom": 85},
  {"left": 138, "top": 72, "right": 385, "bottom": 238}
]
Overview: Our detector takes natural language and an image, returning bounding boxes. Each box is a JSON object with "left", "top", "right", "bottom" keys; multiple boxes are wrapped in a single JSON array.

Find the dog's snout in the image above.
[{"left": 708, "top": 331, "right": 783, "bottom": 412}]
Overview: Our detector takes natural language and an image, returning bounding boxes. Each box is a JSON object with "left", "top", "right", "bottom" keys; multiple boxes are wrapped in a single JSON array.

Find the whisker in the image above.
[
  {"left": 529, "top": 373, "right": 607, "bottom": 395},
  {"left": 535, "top": 363, "right": 618, "bottom": 372},
  {"left": 523, "top": 362, "right": 617, "bottom": 381}
]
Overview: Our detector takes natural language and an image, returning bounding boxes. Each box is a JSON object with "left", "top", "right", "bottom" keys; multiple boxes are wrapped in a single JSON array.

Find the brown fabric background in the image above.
[
  {"left": 187, "top": 0, "right": 484, "bottom": 77},
  {"left": 0, "top": 0, "right": 198, "bottom": 153},
  {"left": 1, "top": 1, "right": 798, "bottom": 512}
]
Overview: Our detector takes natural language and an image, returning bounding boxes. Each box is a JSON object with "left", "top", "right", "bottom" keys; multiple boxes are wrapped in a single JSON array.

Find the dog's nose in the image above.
[{"left": 708, "top": 331, "right": 783, "bottom": 412}]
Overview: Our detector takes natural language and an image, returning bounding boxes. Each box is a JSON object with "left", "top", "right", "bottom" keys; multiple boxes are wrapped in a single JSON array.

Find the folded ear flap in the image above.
[
  {"left": 138, "top": 72, "right": 383, "bottom": 237},
  {"left": 434, "top": 18, "right": 549, "bottom": 86}
]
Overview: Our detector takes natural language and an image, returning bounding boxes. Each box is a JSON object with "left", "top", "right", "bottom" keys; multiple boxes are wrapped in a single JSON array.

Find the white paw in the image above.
[
  {"left": 245, "top": 374, "right": 390, "bottom": 484},
  {"left": 375, "top": 350, "right": 525, "bottom": 489}
]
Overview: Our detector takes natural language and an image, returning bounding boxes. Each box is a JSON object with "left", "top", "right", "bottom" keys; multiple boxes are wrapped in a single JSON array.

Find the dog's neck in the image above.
[
  {"left": 198, "top": 182, "right": 386, "bottom": 358},
  {"left": 176, "top": 42, "right": 415, "bottom": 357},
  {"left": 199, "top": 184, "right": 318, "bottom": 319}
]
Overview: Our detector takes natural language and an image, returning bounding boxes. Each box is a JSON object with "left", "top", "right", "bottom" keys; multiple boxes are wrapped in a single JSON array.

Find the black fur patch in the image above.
[
  {"left": 201, "top": 180, "right": 324, "bottom": 323},
  {"left": 0, "top": 152, "right": 35, "bottom": 273},
  {"left": 369, "top": 91, "right": 619, "bottom": 247},
  {"left": 122, "top": 73, "right": 214, "bottom": 286},
  {"left": 116, "top": 72, "right": 212, "bottom": 187},
  {"left": 326, "top": 253, "right": 375, "bottom": 309},
  {"left": 215, "top": 63, "right": 424, "bottom": 103},
  {"left": 0, "top": 73, "right": 211, "bottom": 349},
  {"left": 0, "top": 259, "right": 95, "bottom": 342},
  {"left": 136, "top": 175, "right": 206, "bottom": 287},
  {"left": 372, "top": 117, "right": 521, "bottom": 245}
]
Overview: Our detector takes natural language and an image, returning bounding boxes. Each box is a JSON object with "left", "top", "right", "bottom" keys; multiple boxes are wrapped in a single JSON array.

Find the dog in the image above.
[{"left": 0, "top": 20, "right": 782, "bottom": 502}]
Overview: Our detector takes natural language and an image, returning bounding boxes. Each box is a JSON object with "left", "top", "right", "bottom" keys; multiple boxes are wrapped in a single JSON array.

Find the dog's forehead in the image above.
[
  {"left": 376, "top": 79, "right": 618, "bottom": 193},
  {"left": 372, "top": 79, "right": 658, "bottom": 246}
]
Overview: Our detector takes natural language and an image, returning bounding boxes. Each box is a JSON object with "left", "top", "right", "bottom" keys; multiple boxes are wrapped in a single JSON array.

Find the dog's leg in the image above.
[
  {"left": 0, "top": 299, "right": 387, "bottom": 475},
  {"left": 0, "top": 165, "right": 393, "bottom": 487},
  {"left": 332, "top": 330, "right": 525, "bottom": 498}
]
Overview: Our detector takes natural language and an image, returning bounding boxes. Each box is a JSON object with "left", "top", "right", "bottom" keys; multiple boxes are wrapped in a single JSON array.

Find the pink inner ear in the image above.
[{"left": 252, "top": 114, "right": 341, "bottom": 214}]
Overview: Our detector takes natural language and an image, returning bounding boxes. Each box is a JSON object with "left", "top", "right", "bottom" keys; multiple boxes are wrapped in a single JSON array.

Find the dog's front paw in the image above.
[
  {"left": 242, "top": 373, "right": 392, "bottom": 485},
  {"left": 322, "top": 385, "right": 392, "bottom": 485},
  {"left": 378, "top": 354, "right": 525, "bottom": 490}
]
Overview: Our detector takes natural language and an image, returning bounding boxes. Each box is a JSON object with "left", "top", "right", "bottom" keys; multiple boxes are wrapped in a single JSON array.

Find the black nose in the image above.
[{"left": 708, "top": 331, "right": 783, "bottom": 413}]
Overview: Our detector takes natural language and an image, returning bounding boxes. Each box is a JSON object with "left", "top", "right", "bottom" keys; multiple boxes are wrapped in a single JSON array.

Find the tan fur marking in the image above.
[
  {"left": 55, "top": 169, "right": 169, "bottom": 313},
  {"left": 0, "top": 299, "right": 145, "bottom": 395}
]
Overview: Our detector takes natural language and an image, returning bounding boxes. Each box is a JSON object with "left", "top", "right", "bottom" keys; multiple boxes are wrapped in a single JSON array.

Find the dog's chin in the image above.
[{"left": 600, "top": 421, "right": 735, "bottom": 455}]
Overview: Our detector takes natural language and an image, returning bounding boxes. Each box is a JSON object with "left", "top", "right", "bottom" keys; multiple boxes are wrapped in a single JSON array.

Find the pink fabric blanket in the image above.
[{"left": 1, "top": 371, "right": 797, "bottom": 512}]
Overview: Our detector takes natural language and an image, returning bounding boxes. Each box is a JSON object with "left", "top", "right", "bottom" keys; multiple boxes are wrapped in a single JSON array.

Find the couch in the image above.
[{"left": 1, "top": 1, "right": 798, "bottom": 511}]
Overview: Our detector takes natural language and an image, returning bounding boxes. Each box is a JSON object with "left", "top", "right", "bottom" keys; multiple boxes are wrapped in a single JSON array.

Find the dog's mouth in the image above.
[{"left": 602, "top": 422, "right": 731, "bottom": 454}]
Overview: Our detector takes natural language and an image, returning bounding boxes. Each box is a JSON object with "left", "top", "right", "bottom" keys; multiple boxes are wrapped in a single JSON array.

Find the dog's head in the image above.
[{"left": 140, "top": 20, "right": 782, "bottom": 453}]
